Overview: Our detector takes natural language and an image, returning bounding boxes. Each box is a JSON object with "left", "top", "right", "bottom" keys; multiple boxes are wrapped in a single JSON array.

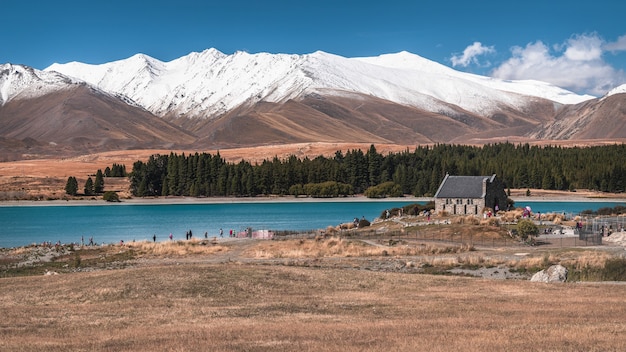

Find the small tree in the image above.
[
  {"left": 65, "top": 176, "right": 78, "bottom": 196},
  {"left": 84, "top": 177, "right": 95, "bottom": 196},
  {"left": 517, "top": 219, "right": 539, "bottom": 241}
]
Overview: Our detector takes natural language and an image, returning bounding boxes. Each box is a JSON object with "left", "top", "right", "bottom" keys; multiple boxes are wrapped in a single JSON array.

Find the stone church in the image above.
[{"left": 433, "top": 174, "right": 507, "bottom": 215}]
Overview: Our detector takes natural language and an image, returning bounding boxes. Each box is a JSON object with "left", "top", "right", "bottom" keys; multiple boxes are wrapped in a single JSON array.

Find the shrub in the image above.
[
  {"left": 517, "top": 219, "right": 538, "bottom": 240},
  {"left": 103, "top": 191, "right": 121, "bottom": 202},
  {"left": 403, "top": 201, "right": 435, "bottom": 216},
  {"left": 364, "top": 182, "right": 403, "bottom": 198},
  {"left": 603, "top": 258, "right": 626, "bottom": 281},
  {"left": 358, "top": 218, "right": 371, "bottom": 228},
  {"left": 301, "top": 181, "right": 353, "bottom": 198}
]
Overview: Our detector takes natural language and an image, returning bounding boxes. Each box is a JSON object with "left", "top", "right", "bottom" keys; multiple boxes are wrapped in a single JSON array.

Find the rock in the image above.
[{"left": 530, "top": 265, "right": 568, "bottom": 283}]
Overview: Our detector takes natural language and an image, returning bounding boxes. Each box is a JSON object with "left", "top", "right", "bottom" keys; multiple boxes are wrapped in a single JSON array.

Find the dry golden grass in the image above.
[
  {"left": 245, "top": 237, "right": 474, "bottom": 259},
  {"left": 2, "top": 263, "right": 626, "bottom": 351},
  {"left": 128, "top": 239, "right": 229, "bottom": 257},
  {"left": 550, "top": 250, "right": 612, "bottom": 270}
]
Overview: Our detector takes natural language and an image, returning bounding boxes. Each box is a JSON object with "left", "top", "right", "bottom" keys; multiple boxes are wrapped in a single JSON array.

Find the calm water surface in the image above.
[
  {"left": 0, "top": 201, "right": 417, "bottom": 248},
  {"left": 1, "top": 200, "right": 624, "bottom": 248}
]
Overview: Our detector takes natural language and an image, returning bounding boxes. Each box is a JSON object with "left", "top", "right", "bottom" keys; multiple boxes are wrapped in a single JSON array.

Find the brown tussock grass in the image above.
[
  {"left": 557, "top": 250, "right": 611, "bottom": 270},
  {"left": 128, "top": 239, "right": 228, "bottom": 257},
  {"left": 498, "top": 209, "right": 568, "bottom": 224},
  {"left": 501, "top": 250, "right": 612, "bottom": 272},
  {"left": 245, "top": 237, "right": 474, "bottom": 259},
  {"left": 421, "top": 253, "right": 505, "bottom": 268}
]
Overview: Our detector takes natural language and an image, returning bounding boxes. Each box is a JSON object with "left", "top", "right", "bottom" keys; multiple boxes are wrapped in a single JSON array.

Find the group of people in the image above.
[
  {"left": 80, "top": 236, "right": 95, "bottom": 246},
  {"left": 147, "top": 227, "right": 241, "bottom": 243}
]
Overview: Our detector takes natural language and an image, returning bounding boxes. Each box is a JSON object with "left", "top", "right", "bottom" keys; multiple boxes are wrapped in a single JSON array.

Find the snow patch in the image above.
[{"left": 605, "top": 84, "right": 626, "bottom": 98}]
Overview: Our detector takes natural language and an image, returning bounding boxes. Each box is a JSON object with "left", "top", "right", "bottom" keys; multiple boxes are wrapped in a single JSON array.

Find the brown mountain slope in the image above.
[
  {"left": 193, "top": 98, "right": 397, "bottom": 148},
  {"left": 0, "top": 84, "right": 196, "bottom": 158},
  {"left": 191, "top": 91, "right": 560, "bottom": 147},
  {"left": 530, "top": 93, "right": 626, "bottom": 140},
  {"left": 2, "top": 82, "right": 625, "bottom": 162}
]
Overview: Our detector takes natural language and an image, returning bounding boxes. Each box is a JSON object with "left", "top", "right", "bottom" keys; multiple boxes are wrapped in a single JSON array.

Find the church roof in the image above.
[{"left": 434, "top": 174, "right": 496, "bottom": 199}]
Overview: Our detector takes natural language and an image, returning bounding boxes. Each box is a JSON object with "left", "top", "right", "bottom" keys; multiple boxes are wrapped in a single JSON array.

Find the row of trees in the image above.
[
  {"left": 126, "top": 143, "right": 626, "bottom": 198},
  {"left": 104, "top": 164, "right": 127, "bottom": 177},
  {"left": 65, "top": 170, "right": 105, "bottom": 196}
]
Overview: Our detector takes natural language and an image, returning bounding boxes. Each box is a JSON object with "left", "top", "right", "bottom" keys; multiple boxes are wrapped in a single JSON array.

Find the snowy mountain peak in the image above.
[
  {"left": 356, "top": 51, "right": 451, "bottom": 73},
  {"left": 606, "top": 84, "right": 626, "bottom": 97},
  {"left": 1, "top": 63, "right": 76, "bottom": 105},
  {"left": 43, "top": 49, "right": 596, "bottom": 120}
]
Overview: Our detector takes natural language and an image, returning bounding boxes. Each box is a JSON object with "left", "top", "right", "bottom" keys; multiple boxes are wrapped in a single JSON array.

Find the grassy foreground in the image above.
[{"left": 2, "top": 252, "right": 626, "bottom": 351}]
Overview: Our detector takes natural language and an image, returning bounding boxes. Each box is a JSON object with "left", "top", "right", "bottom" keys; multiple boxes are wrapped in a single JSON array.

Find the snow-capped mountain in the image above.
[
  {"left": 0, "top": 63, "right": 195, "bottom": 157},
  {"left": 2, "top": 49, "right": 625, "bottom": 159},
  {"left": 45, "top": 49, "right": 594, "bottom": 121},
  {"left": 0, "top": 63, "right": 78, "bottom": 105}
]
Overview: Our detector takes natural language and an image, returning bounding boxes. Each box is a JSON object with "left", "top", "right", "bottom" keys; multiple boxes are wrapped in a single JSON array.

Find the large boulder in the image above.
[{"left": 530, "top": 265, "right": 568, "bottom": 283}]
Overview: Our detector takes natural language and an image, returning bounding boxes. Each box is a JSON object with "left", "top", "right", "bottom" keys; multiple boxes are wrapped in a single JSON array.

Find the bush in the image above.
[
  {"left": 403, "top": 201, "right": 435, "bottom": 216},
  {"left": 300, "top": 181, "right": 353, "bottom": 198},
  {"left": 603, "top": 258, "right": 626, "bottom": 281},
  {"left": 364, "top": 182, "right": 403, "bottom": 198},
  {"left": 517, "top": 219, "right": 538, "bottom": 240},
  {"left": 103, "top": 191, "right": 121, "bottom": 202}
]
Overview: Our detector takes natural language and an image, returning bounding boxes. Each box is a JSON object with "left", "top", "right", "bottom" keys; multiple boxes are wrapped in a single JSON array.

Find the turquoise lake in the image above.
[{"left": 1, "top": 200, "right": 624, "bottom": 248}]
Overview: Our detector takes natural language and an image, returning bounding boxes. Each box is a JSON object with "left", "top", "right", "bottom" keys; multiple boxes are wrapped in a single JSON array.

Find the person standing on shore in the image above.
[{"left": 153, "top": 234, "right": 156, "bottom": 243}]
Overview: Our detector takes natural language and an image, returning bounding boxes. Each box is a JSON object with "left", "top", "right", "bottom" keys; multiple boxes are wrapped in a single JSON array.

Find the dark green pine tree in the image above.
[
  {"left": 367, "top": 144, "right": 382, "bottom": 187},
  {"left": 84, "top": 177, "right": 95, "bottom": 196},
  {"left": 65, "top": 176, "right": 78, "bottom": 196},
  {"left": 94, "top": 169, "right": 104, "bottom": 193}
]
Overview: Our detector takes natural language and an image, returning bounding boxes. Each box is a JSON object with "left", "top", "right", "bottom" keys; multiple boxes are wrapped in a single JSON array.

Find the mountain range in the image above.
[{"left": 1, "top": 49, "right": 626, "bottom": 159}]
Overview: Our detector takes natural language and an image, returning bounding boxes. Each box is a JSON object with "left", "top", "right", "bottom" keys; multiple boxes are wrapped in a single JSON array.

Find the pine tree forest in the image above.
[{"left": 127, "top": 143, "right": 626, "bottom": 197}]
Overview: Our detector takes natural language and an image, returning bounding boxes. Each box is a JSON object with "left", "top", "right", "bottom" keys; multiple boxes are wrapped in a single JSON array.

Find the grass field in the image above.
[{"left": 2, "top": 235, "right": 626, "bottom": 351}]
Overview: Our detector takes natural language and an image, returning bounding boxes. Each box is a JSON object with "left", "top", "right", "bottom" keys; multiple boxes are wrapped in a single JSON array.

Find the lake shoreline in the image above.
[{"left": 1, "top": 194, "right": 626, "bottom": 207}]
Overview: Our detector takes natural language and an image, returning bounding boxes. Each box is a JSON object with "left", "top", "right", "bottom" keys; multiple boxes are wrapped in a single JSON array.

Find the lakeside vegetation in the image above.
[{"left": 121, "top": 142, "right": 626, "bottom": 198}]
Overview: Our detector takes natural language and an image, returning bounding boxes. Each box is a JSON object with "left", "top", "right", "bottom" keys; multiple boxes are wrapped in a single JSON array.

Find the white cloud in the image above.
[
  {"left": 604, "top": 34, "right": 626, "bottom": 52},
  {"left": 450, "top": 42, "right": 495, "bottom": 67},
  {"left": 564, "top": 34, "right": 603, "bottom": 61},
  {"left": 491, "top": 33, "right": 626, "bottom": 96}
]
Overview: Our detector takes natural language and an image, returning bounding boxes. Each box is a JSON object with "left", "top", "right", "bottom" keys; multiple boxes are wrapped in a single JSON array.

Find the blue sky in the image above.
[{"left": 3, "top": 0, "right": 625, "bottom": 96}]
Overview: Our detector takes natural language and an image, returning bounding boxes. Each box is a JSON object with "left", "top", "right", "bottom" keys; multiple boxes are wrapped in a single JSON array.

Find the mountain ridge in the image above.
[
  {"left": 1, "top": 49, "right": 625, "bottom": 159},
  {"left": 44, "top": 49, "right": 594, "bottom": 119}
]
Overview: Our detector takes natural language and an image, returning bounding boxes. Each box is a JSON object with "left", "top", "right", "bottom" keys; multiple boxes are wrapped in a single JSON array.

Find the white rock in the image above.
[{"left": 530, "top": 264, "right": 568, "bottom": 283}]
